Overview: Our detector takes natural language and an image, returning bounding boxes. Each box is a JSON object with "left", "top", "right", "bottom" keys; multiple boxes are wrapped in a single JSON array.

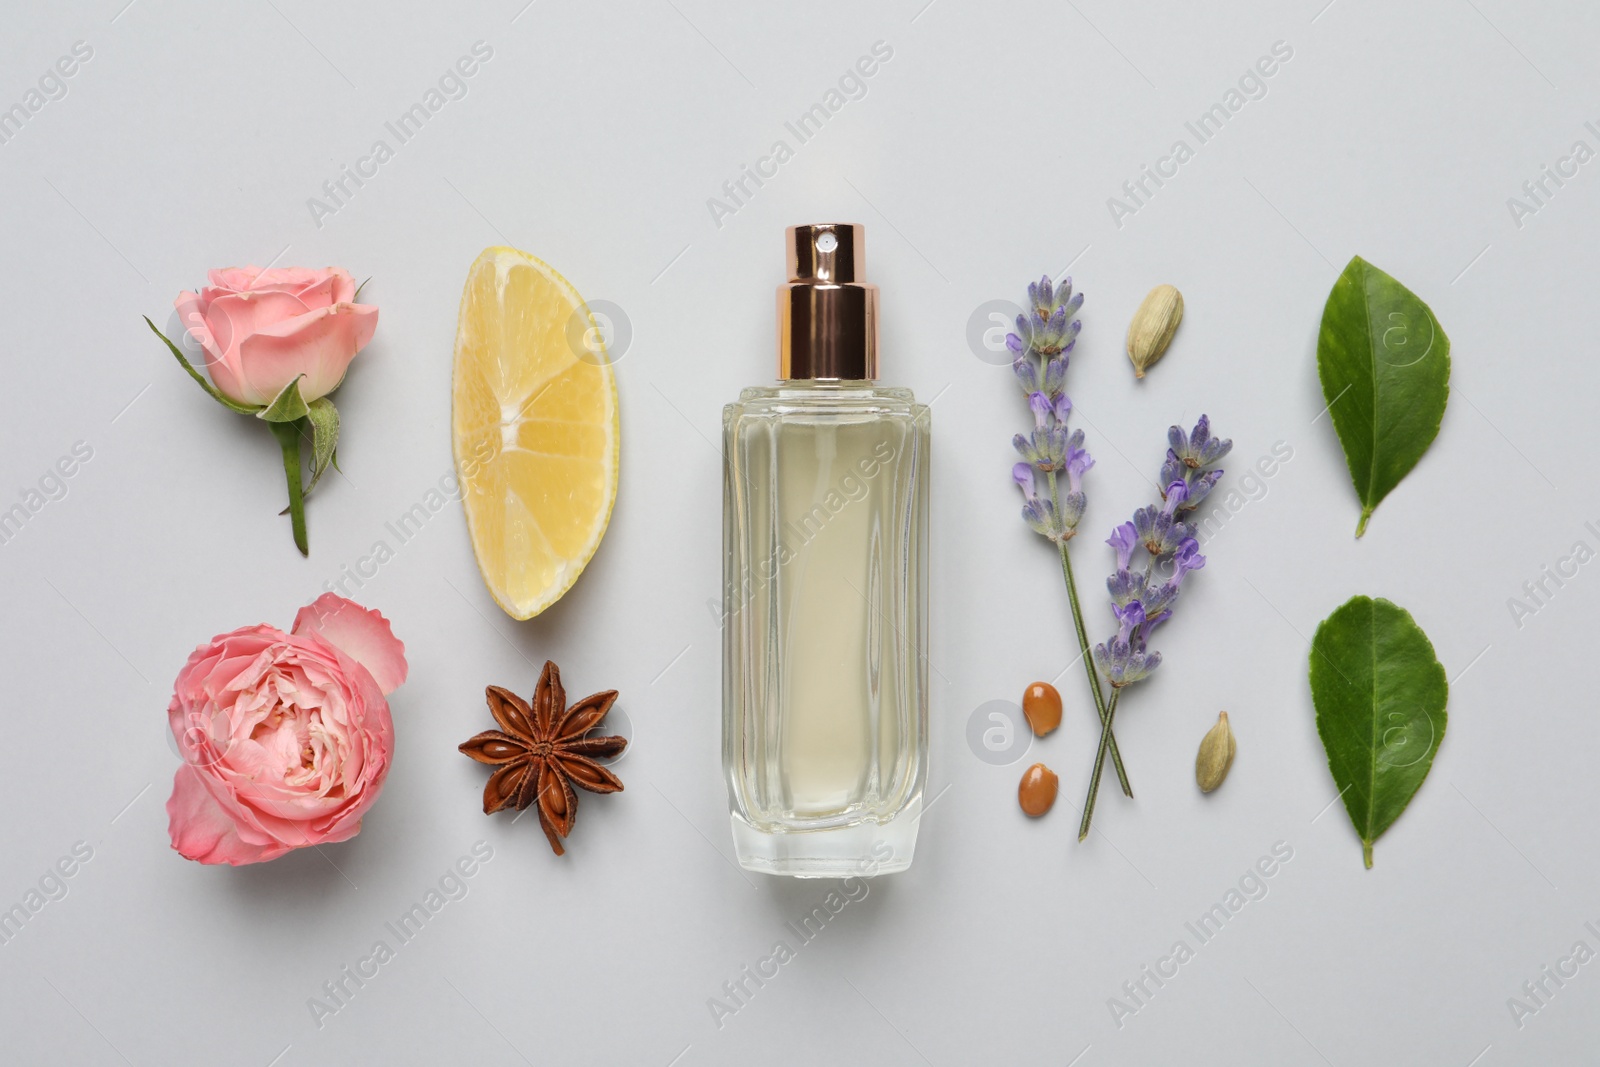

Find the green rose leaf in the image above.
[
  {"left": 304, "top": 396, "right": 340, "bottom": 495},
  {"left": 1315, "top": 257, "right": 1450, "bottom": 537},
  {"left": 1310, "top": 595, "right": 1448, "bottom": 868},
  {"left": 143, "top": 316, "right": 260, "bottom": 415},
  {"left": 257, "top": 376, "right": 310, "bottom": 423}
]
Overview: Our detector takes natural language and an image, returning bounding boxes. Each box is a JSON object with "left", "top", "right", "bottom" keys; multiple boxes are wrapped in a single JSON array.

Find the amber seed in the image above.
[
  {"left": 1021, "top": 681, "right": 1062, "bottom": 737},
  {"left": 1018, "top": 763, "right": 1059, "bottom": 817}
]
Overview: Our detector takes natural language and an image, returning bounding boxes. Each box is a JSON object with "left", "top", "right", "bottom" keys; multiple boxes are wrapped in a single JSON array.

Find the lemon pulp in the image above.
[{"left": 451, "top": 247, "right": 618, "bottom": 619}]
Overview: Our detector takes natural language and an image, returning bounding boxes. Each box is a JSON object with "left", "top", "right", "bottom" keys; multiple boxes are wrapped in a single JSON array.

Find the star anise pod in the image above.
[{"left": 458, "top": 661, "right": 626, "bottom": 855}]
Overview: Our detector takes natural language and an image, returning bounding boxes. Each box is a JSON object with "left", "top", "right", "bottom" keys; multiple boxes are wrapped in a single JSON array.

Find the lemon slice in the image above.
[{"left": 452, "top": 247, "right": 619, "bottom": 619}]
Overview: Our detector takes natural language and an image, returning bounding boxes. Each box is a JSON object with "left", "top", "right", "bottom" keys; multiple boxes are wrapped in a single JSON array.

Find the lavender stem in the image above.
[
  {"left": 1048, "top": 470, "right": 1131, "bottom": 798},
  {"left": 1078, "top": 687, "right": 1123, "bottom": 841}
]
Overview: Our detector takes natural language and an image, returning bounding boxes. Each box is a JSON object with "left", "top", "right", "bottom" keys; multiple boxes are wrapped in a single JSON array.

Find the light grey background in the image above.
[{"left": 1, "top": 0, "right": 1593, "bottom": 1063}]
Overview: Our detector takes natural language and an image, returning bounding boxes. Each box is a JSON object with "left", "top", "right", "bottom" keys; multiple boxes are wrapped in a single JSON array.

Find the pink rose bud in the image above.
[{"left": 173, "top": 266, "right": 378, "bottom": 406}]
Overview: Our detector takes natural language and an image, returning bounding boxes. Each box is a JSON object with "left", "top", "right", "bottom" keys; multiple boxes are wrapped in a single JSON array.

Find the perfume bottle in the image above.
[{"left": 722, "top": 223, "right": 929, "bottom": 877}]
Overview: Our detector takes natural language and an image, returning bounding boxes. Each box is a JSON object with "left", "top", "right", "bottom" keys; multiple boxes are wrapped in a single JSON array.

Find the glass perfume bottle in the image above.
[{"left": 722, "top": 223, "right": 929, "bottom": 877}]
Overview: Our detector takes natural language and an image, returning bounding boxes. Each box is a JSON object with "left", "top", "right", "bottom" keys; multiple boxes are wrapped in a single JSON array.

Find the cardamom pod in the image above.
[
  {"left": 1126, "top": 284, "right": 1184, "bottom": 378},
  {"left": 1195, "top": 711, "right": 1235, "bottom": 793}
]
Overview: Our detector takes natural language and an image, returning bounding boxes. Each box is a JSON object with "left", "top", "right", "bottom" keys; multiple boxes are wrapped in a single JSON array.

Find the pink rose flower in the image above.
[
  {"left": 166, "top": 594, "right": 407, "bottom": 866},
  {"left": 173, "top": 266, "right": 378, "bottom": 406}
]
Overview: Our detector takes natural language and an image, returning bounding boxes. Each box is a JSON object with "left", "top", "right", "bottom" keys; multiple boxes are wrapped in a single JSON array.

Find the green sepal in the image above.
[
  {"left": 257, "top": 376, "right": 310, "bottom": 423},
  {"left": 143, "top": 316, "right": 260, "bottom": 415},
  {"left": 304, "top": 396, "right": 340, "bottom": 495}
]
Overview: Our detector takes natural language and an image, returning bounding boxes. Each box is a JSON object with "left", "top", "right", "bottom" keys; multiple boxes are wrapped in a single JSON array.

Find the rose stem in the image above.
[
  {"left": 1048, "top": 470, "right": 1131, "bottom": 798},
  {"left": 1078, "top": 687, "right": 1123, "bottom": 841},
  {"left": 269, "top": 420, "right": 309, "bottom": 556}
]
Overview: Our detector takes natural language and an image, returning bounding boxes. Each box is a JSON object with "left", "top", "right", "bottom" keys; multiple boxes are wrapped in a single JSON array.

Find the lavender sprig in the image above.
[
  {"left": 1006, "top": 276, "right": 1131, "bottom": 797},
  {"left": 1008, "top": 275, "right": 1086, "bottom": 544},
  {"left": 1078, "top": 415, "right": 1230, "bottom": 840}
]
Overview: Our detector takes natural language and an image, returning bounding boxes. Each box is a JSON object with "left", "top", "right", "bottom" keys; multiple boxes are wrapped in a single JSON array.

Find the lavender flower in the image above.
[
  {"left": 1013, "top": 463, "right": 1060, "bottom": 539},
  {"left": 1130, "top": 503, "right": 1190, "bottom": 558},
  {"left": 1160, "top": 480, "right": 1189, "bottom": 517},
  {"left": 1013, "top": 427, "right": 1068, "bottom": 472},
  {"left": 1012, "top": 353, "right": 1041, "bottom": 393},
  {"left": 1041, "top": 355, "right": 1068, "bottom": 396},
  {"left": 1028, "top": 393, "right": 1057, "bottom": 436},
  {"left": 1106, "top": 568, "right": 1146, "bottom": 608},
  {"left": 1159, "top": 414, "right": 1233, "bottom": 516},
  {"left": 1106, "top": 523, "right": 1138, "bottom": 571},
  {"left": 1066, "top": 433, "right": 1093, "bottom": 493},
  {"left": 1139, "top": 537, "right": 1205, "bottom": 620},
  {"left": 1182, "top": 468, "right": 1225, "bottom": 511},
  {"left": 1060, "top": 491, "right": 1087, "bottom": 531},
  {"left": 1092, "top": 416, "right": 1229, "bottom": 690},
  {"left": 1169, "top": 414, "right": 1231, "bottom": 469},
  {"left": 1169, "top": 538, "right": 1207, "bottom": 584},
  {"left": 1094, "top": 601, "right": 1162, "bottom": 687},
  {"left": 1009, "top": 277, "right": 1091, "bottom": 542},
  {"left": 1021, "top": 276, "right": 1085, "bottom": 356}
]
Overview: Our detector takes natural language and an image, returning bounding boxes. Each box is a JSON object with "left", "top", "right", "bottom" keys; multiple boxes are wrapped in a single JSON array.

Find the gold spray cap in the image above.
[{"left": 777, "top": 223, "right": 879, "bottom": 380}]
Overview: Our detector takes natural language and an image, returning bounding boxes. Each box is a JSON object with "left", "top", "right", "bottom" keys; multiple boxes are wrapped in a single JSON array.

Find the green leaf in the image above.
[
  {"left": 257, "top": 376, "right": 309, "bottom": 423},
  {"left": 304, "top": 396, "right": 340, "bottom": 495},
  {"left": 1316, "top": 257, "right": 1451, "bottom": 537},
  {"left": 142, "top": 316, "right": 260, "bottom": 415},
  {"left": 1310, "top": 595, "right": 1448, "bottom": 868}
]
